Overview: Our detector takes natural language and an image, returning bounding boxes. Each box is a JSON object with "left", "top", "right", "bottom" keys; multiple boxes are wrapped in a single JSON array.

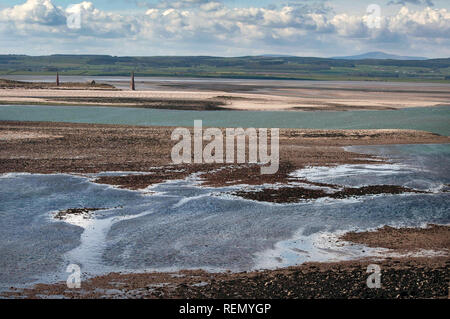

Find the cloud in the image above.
[
  {"left": 388, "top": 6, "right": 450, "bottom": 38},
  {"left": 199, "top": 1, "right": 223, "bottom": 12},
  {"left": 328, "top": 5, "right": 450, "bottom": 41},
  {"left": 388, "top": 0, "right": 434, "bottom": 7},
  {"left": 65, "top": 1, "right": 140, "bottom": 37},
  {"left": 0, "top": 0, "right": 66, "bottom": 26},
  {"left": 0, "top": 0, "right": 449, "bottom": 57},
  {"left": 0, "top": 0, "right": 139, "bottom": 38},
  {"left": 151, "top": 0, "right": 212, "bottom": 9}
]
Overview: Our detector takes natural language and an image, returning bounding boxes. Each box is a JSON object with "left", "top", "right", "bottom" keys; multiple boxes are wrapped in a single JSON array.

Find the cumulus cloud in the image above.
[
  {"left": 330, "top": 6, "right": 450, "bottom": 40},
  {"left": 65, "top": 1, "right": 140, "bottom": 37},
  {"left": 389, "top": 6, "right": 450, "bottom": 38},
  {"left": 0, "top": 0, "right": 449, "bottom": 56},
  {"left": 0, "top": 0, "right": 139, "bottom": 38},
  {"left": 0, "top": 0, "right": 66, "bottom": 26}
]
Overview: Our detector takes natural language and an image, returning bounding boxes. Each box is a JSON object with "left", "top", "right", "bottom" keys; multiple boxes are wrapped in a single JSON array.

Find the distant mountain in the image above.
[{"left": 332, "top": 51, "right": 428, "bottom": 60}]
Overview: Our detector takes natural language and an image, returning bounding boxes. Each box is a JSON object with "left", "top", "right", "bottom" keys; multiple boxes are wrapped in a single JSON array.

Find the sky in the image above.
[{"left": 0, "top": 0, "right": 449, "bottom": 57}]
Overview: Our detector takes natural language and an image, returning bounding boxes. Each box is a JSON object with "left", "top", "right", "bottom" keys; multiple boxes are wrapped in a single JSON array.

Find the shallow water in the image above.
[
  {"left": 4, "top": 75, "right": 450, "bottom": 90},
  {"left": 1, "top": 105, "right": 450, "bottom": 135},
  {"left": 0, "top": 144, "right": 449, "bottom": 291}
]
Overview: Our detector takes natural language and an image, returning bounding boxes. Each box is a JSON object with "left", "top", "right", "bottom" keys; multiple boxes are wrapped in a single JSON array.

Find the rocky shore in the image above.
[
  {"left": 0, "top": 121, "right": 448, "bottom": 299},
  {"left": 232, "top": 185, "right": 425, "bottom": 203},
  {"left": 1, "top": 121, "right": 448, "bottom": 186},
  {"left": 3, "top": 243, "right": 448, "bottom": 299},
  {"left": 341, "top": 224, "right": 450, "bottom": 252},
  {"left": 4, "top": 224, "right": 448, "bottom": 299}
]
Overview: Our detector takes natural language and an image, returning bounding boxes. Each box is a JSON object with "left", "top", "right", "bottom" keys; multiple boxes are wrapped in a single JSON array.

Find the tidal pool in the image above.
[{"left": 0, "top": 144, "right": 448, "bottom": 292}]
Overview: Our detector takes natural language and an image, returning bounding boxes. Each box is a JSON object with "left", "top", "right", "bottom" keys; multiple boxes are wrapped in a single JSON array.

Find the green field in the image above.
[{"left": 1, "top": 55, "right": 449, "bottom": 82}]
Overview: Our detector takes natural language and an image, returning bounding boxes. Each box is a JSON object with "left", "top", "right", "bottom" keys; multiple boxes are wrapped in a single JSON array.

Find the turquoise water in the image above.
[{"left": 0, "top": 105, "right": 449, "bottom": 135}]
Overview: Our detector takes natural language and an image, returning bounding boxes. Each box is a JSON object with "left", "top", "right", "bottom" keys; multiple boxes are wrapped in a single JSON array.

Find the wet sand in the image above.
[
  {"left": 1, "top": 79, "right": 450, "bottom": 111},
  {"left": 340, "top": 224, "right": 450, "bottom": 252},
  {"left": 0, "top": 79, "right": 116, "bottom": 90},
  {"left": 1, "top": 121, "right": 448, "bottom": 200},
  {"left": 1, "top": 121, "right": 448, "bottom": 185}
]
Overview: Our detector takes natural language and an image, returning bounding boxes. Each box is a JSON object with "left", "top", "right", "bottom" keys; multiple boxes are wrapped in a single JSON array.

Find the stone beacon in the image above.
[
  {"left": 56, "top": 72, "right": 60, "bottom": 87},
  {"left": 130, "top": 72, "right": 135, "bottom": 91}
]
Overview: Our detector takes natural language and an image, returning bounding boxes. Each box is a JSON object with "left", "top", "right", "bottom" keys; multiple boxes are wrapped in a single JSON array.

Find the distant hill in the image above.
[
  {"left": 0, "top": 54, "right": 449, "bottom": 82},
  {"left": 258, "top": 54, "right": 296, "bottom": 58},
  {"left": 332, "top": 51, "right": 428, "bottom": 60}
]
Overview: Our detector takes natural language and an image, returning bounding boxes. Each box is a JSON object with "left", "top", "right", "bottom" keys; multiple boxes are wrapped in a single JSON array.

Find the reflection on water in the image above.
[{"left": 0, "top": 144, "right": 449, "bottom": 291}]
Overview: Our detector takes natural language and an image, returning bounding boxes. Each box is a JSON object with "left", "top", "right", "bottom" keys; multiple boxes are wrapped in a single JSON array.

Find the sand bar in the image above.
[{"left": 1, "top": 78, "right": 450, "bottom": 111}]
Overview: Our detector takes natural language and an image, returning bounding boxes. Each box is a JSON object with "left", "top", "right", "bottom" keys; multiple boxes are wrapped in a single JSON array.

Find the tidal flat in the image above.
[{"left": 0, "top": 119, "right": 449, "bottom": 298}]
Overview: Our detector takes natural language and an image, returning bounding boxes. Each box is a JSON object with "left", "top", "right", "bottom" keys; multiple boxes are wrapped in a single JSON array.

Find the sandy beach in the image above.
[{"left": 1, "top": 79, "right": 450, "bottom": 111}]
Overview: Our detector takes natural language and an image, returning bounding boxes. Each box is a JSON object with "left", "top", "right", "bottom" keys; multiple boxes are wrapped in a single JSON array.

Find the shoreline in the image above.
[
  {"left": 1, "top": 121, "right": 448, "bottom": 195},
  {"left": 3, "top": 224, "right": 448, "bottom": 299},
  {"left": 1, "top": 121, "right": 449, "bottom": 299},
  {"left": 1, "top": 120, "right": 448, "bottom": 181},
  {"left": 341, "top": 224, "right": 449, "bottom": 252}
]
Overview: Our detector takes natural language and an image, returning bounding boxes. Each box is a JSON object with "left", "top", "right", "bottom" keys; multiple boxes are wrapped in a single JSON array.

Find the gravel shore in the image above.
[
  {"left": 1, "top": 121, "right": 448, "bottom": 186},
  {"left": 4, "top": 255, "right": 448, "bottom": 299}
]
